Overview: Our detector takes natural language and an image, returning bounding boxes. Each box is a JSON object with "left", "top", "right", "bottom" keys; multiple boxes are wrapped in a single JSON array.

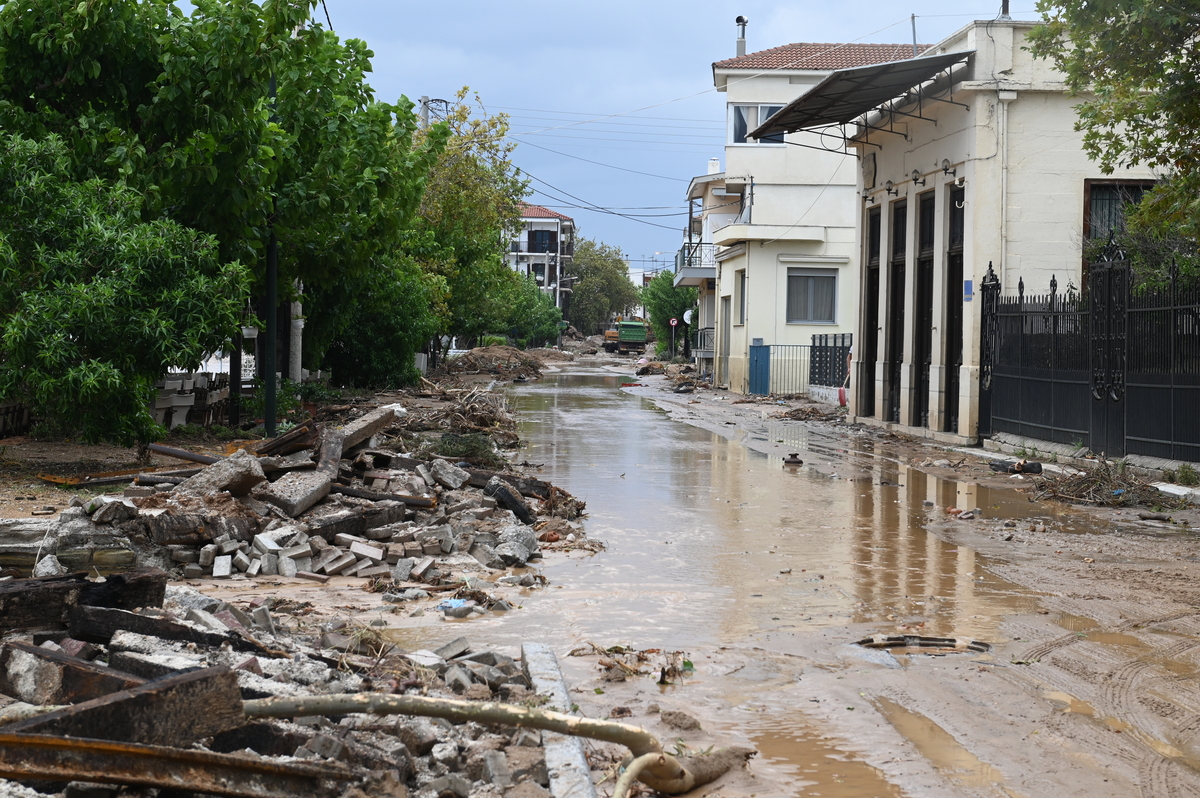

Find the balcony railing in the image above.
[
  {"left": 675, "top": 242, "right": 716, "bottom": 272},
  {"left": 690, "top": 326, "right": 715, "bottom": 354},
  {"left": 510, "top": 242, "right": 575, "bottom": 256}
]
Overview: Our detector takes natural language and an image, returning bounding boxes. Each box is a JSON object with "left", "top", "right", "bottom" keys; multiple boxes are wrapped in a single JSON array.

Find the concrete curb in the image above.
[{"left": 522, "top": 643, "right": 596, "bottom": 798}]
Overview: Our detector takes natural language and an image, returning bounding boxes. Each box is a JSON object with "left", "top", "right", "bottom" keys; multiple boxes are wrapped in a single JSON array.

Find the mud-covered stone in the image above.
[{"left": 430, "top": 459, "right": 470, "bottom": 490}]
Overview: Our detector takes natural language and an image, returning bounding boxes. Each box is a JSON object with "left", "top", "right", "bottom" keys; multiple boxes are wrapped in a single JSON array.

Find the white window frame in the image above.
[
  {"left": 728, "top": 104, "right": 786, "bottom": 145},
  {"left": 735, "top": 269, "right": 747, "bottom": 325},
  {"left": 785, "top": 267, "right": 837, "bottom": 324}
]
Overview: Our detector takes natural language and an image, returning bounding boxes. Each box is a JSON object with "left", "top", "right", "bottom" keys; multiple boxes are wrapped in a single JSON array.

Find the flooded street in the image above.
[{"left": 198, "top": 361, "right": 1200, "bottom": 798}]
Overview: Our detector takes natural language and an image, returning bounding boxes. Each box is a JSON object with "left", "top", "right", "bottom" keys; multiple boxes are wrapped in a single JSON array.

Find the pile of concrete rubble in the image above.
[
  {"left": 0, "top": 566, "right": 567, "bottom": 797},
  {"left": 0, "top": 406, "right": 591, "bottom": 600}
]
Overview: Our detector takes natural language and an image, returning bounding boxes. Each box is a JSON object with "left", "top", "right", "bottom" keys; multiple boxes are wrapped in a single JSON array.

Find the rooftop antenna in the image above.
[
  {"left": 736, "top": 16, "right": 748, "bottom": 57},
  {"left": 911, "top": 14, "right": 918, "bottom": 57}
]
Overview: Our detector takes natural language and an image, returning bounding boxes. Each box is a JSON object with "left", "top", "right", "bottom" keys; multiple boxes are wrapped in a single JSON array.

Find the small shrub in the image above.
[
  {"left": 422, "top": 432, "right": 506, "bottom": 470},
  {"left": 479, "top": 334, "right": 509, "bottom": 348},
  {"left": 1176, "top": 463, "right": 1200, "bottom": 487}
]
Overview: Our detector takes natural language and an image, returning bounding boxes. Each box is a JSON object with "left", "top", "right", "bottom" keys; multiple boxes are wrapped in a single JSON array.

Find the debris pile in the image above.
[
  {"left": 0, "top": 567, "right": 560, "bottom": 797},
  {"left": 1031, "top": 458, "right": 1188, "bottom": 508},
  {"left": 2, "top": 405, "right": 593, "bottom": 586},
  {"left": 398, "top": 386, "right": 521, "bottom": 448},
  {"left": 433, "top": 346, "right": 544, "bottom": 381},
  {"left": 771, "top": 405, "right": 842, "bottom": 422}
]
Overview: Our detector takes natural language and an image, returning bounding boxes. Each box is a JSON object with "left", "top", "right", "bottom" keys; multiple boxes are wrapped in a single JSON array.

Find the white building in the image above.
[
  {"left": 507, "top": 203, "right": 575, "bottom": 309},
  {"left": 676, "top": 25, "right": 925, "bottom": 394},
  {"left": 752, "top": 19, "right": 1156, "bottom": 441}
]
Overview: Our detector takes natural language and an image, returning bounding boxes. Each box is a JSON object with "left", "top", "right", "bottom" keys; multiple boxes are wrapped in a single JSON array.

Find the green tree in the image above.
[
  {"left": 501, "top": 276, "right": 563, "bottom": 349},
  {"left": 0, "top": 134, "right": 250, "bottom": 447},
  {"left": 1027, "top": 2, "right": 1200, "bottom": 272},
  {"left": 566, "top": 238, "right": 641, "bottom": 335},
  {"left": 412, "top": 90, "right": 529, "bottom": 344},
  {"left": 0, "top": 0, "right": 448, "bottom": 386},
  {"left": 642, "top": 270, "right": 697, "bottom": 357}
]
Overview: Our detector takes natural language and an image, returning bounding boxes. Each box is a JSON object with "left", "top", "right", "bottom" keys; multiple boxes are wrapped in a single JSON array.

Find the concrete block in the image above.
[
  {"left": 312, "top": 547, "right": 340, "bottom": 571},
  {"left": 252, "top": 534, "right": 282, "bottom": 555},
  {"left": 332, "top": 533, "right": 367, "bottom": 548},
  {"left": 261, "top": 553, "right": 279, "bottom": 575},
  {"left": 356, "top": 564, "right": 390, "bottom": 578},
  {"left": 211, "top": 555, "right": 233, "bottom": 579},
  {"left": 186, "top": 607, "right": 229, "bottom": 633},
  {"left": 91, "top": 499, "right": 137, "bottom": 524},
  {"left": 280, "top": 543, "right": 313, "bottom": 559},
  {"left": 198, "top": 544, "right": 217, "bottom": 566},
  {"left": 123, "top": 485, "right": 156, "bottom": 498},
  {"left": 218, "top": 539, "right": 241, "bottom": 555},
  {"left": 183, "top": 563, "right": 205, "bottom": 579},
  {"left": 339, "top": 406, "right": 397, "bottom": 450},
  {"left": 323, "top": 553, "right": 357, "bottom": 575},
  {"left": 260, "top": 470, "right": 331, "bottom": 518},
  {"left": 430, "top": 459, "right": 470, "bottom": 490},
  {"left": 232, "top": 550, "right": 252, "bottom": 572},
  {"left": 390, "top": 558, "right": 415, "bottom": 582},
  {"left": 175, "top": 448, "right": 266, "bottom": 497},
  {"left": 296, "top": 571, "right": 330, "bottom": 584},
  {"left": 279, "top": 556, "right": 298, "bottom": 578},
  {"left": 481, "top": 750, "right": 512, "bottom": 788},
  {"left": 444, "top": 664, "right": 474, "bottom": 694},
  {"left": 349, "top": 540, "right": 385, "bottom": 562},
  {"left": 434, "top": 636, "right": 471, "bottom": 660},
  {"left": 251, "top": 605, "right": 275, "bottom": 635},
  {"left": 522, "top": 642, "right": 595, "bottom": 798},
  {"left": 292, "top": 556, "right": 313, "bottom": 573},
  {"left": 410, "top": 556, "right": 435, "bottom": 580},
  {"left": 245, "top": 558, "right": 262, "bottom": 577},
  {"left": 169, "top": 548, "right": 200, "bottom": 563}
]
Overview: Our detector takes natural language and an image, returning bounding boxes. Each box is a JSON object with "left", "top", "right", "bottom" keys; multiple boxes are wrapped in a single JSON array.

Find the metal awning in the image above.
[{"left": 750, "top": 50, "right": 973, "bottom": 138}]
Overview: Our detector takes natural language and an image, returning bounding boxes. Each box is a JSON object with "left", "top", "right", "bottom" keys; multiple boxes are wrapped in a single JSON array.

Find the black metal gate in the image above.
[
  {"left": 980, "top": 255, "right": 1200, "bottom": 461},
  {"left": 1089, "top": 260, "right": 1129, "bottom": 456}
]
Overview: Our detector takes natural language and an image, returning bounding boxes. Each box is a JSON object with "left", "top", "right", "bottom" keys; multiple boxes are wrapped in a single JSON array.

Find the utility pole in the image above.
[{"left": 911, "top": 14, "right": 918, "bottom": 57}]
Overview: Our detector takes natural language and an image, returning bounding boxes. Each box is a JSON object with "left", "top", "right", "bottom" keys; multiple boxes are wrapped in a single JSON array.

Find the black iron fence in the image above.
[
  {"left": 981, "top": 260, "right": 1200, "bottom": 461},
  {"left": 810, "top": 333, "right": 852, "bottom": 387}
]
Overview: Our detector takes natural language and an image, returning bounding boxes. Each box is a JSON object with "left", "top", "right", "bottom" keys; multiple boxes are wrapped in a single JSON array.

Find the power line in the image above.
[
  {"left": 513, "top": 138, "right": 689, "bottom": 182},
  {"left": 526, "top": 177, "right": 683, "bottom": 231}
]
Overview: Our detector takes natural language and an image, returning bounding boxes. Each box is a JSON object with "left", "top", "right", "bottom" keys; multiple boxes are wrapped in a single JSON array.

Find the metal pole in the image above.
[
  {"left": 229, "top": 331, "right": 242, "bottom": 427},
  {"left": 911, "top": 14, "right": 918, "bottom": 57}
]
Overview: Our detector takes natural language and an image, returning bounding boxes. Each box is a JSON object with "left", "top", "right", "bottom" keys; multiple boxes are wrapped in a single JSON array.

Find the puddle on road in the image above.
[
  {"left": 738, "top": 710, "right": 903, "bottom": 797},
  {"left": 874, "top": 697, "right": 1012, "bottom": 793}
]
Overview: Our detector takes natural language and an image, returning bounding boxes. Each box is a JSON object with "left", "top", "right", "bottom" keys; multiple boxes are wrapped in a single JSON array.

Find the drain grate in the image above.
[{"left": 855, "top": 634, "right": 991, "bottom": 654}]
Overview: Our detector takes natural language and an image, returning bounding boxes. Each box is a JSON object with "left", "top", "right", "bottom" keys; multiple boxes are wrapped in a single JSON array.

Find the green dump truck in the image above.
[{"left": 602, "top": 319, "right": 648, "bottom": 355}]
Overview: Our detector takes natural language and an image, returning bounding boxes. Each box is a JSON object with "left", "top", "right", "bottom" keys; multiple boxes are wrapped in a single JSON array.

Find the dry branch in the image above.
[{"left": 243, "top": 693, "right": 753, "bottom": 794}]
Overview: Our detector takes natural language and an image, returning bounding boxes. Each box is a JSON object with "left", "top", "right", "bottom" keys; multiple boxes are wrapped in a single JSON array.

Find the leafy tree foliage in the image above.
[
  {"left": 1027, "top": 2, "right": 1200, "bottom": 269},
  {"left": 502, "top": 276, "right": 563, "bottom": 349},
  {"left": 642, "top": 270, "right": 697, "bottom": 357},
  {"left": 0, "top": 0, "right": 449, "bottom": 394},
  {"left": 565, "top": 238, "right": 641, "bottom": 336},
  {"left": 411, "top": 90, "right": 528, "bottom": 343},
  {"left": 320, "top": 258, "right": 438, "bottom": 388},
  {"left": 0, "top": 134, "right": 249, "bottom": 446}
]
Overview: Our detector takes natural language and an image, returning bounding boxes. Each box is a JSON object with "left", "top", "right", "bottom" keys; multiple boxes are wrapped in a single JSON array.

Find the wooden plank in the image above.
[
  {"left": 2, "top": 666, "right": 245, "bottom": 747},
  {"left": 0, "top": 732, "right": 348, "bottom": 798},
  {"left": 0, "top": 640, "right": 146, "bottom": 704},
  {"left": 0, "top": 567, "right": 167, "bottom": 632},
  {"left": 255, "top": 418, "right": 318, "bottom": 457}
]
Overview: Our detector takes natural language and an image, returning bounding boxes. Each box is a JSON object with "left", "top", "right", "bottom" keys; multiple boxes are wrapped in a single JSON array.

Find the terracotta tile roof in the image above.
[
  {"left": 520, "top": 202, "right": 574, "bottom": 222},
  {"left": 714, "top": 42, "right": 932, "bottom": 71}
]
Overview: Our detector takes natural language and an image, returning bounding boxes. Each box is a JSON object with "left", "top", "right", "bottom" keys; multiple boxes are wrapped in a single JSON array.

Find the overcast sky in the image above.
[{"left": 322, "top": 1, "right": 1041, "bottom": 277}]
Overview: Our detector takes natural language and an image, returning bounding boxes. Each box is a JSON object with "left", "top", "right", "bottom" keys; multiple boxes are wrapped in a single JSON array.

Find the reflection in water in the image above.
[{"left": 874, "top": 697, "right": 1010, "bottom": 791}]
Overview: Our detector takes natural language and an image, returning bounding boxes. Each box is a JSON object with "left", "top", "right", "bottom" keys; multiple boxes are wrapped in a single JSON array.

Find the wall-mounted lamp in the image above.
[
  {"left": 941, "top": 158, "right": 957, "bottom": 178},
  {"left": 862, "top": 189, "right": 876, "bottom": 205},
  {"left": 884, "top": 180, "right": 898, "bottom": 197},
  {"left": 911, "top": 169, "right": 926, "bottom": 187}
]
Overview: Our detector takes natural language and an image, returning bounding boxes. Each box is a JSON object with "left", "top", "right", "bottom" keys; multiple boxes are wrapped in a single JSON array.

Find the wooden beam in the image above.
[
  {"left": 2, "top": 667, "right": 245, "bottom": 747},
  {"left": 0, "top": 641, "right": 146, "bottom": 704},
  {"left": 0, "top": 568, "right": 167, "bottom": 632},
  {"left": 0, "top": 732, "right": 348, "bottom": 797},
  {"left": 68, "top": 605, "right": 281, "bottom": 657}
]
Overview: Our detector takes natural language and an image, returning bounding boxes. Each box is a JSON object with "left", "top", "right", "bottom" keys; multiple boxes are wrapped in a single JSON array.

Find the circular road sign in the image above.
[{"left": 669, "top": 317, "right": 678, "bottom": 326}]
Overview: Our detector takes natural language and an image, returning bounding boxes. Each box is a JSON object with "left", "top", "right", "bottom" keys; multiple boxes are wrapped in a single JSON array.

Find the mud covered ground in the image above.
[{"left": 600, "top": 367, "right": 1200, "bottom": 798}]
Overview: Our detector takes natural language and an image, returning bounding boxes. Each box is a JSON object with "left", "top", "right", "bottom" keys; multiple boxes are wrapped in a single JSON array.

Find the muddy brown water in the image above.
[{"left": 380, "top": 369, "right": 1118, "bottom": 795}]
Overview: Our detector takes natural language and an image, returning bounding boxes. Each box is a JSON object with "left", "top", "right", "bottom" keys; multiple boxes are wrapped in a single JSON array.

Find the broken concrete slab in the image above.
[
  {"left": 340, "top": 407, "right": 398, "bottom": 450},
  {"left": 258, "top": 470, "right": 331, "bottom": 518},
  {"left": 0, "top": 640, "right": 146, "bottom": 704},
  {"left": 430, "top": 460, "right": 470, "bottom": 490},
  {"left": 174, "top": 449, "right": 266, "bottom": 498}
]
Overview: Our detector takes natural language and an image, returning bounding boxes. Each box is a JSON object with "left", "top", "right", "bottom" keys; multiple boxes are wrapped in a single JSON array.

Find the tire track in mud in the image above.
[
  {"left": 1100, "top": 640, "right": 1200, "bottom": 719},
  {"left": 1015, "top": 610, "right": 1199, "bottom": 664}
]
